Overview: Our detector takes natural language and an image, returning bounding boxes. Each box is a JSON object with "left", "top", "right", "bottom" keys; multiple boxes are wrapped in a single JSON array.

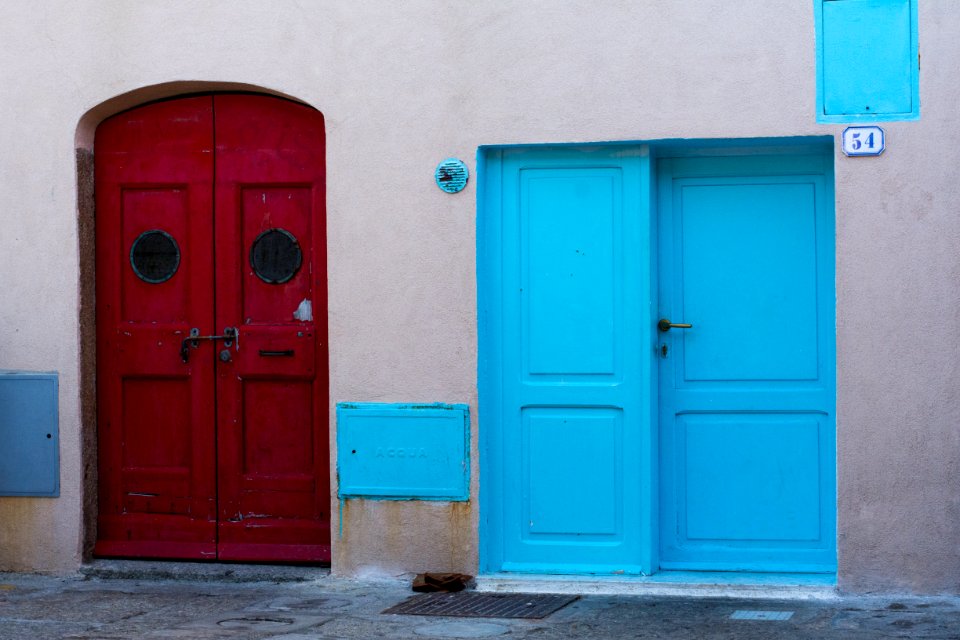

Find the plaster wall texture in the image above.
[{"left": 0, "top": 1, "right": 956, "bottom": 593}]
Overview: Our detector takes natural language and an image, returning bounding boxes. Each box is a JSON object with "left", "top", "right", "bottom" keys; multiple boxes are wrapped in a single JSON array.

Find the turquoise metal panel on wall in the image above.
[
  {"left": 816, "top": 0, "right": 919, "bottom": 123},
  {"left": 337, "top": 403, "right": 469, "bottom": 500},
  {"left": 0, "top": 371, "right": 59, "bottom": 497}
]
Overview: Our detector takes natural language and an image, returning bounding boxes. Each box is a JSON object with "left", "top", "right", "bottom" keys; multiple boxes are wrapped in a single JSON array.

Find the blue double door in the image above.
[{"left": 482, "top": 146, "right": 835, "bottom": 575}]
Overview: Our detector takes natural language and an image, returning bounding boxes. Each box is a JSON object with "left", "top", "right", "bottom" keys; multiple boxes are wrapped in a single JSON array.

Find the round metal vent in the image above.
[
  {"left": 250, "top": 228, "right": 302, "bottom": 284},
  {"left": 435, "top": 158, "right": 469, "bottom": 193},
  {"left": 130, "top": 230, "right": 180, "bottom": 284}
]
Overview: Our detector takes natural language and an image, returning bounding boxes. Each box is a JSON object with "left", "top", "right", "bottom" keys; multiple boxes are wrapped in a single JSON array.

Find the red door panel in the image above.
[
  {"left": 213, "top": 95, "right": 330, "bottom": 562},
  {"left": 95, "top": 96, "right": 217, "bottom": 559},
  {"left": 95, "top": 94, "right": 329, "bottom": 563}
]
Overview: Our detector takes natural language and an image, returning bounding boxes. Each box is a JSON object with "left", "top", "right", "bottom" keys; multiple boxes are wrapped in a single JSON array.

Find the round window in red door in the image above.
[{"left": 250, "top": 227, "right": 302, "bottom": 284}]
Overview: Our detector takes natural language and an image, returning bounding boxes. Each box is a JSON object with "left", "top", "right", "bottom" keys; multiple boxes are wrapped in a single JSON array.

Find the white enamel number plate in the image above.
[{"left": 842, "top": 126, "right": 885, "bottom": 157}]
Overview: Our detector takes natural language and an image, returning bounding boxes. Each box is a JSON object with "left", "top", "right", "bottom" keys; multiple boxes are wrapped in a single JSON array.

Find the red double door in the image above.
[{"left": 95, "top": 95, "right": 330, "bottom": 562}]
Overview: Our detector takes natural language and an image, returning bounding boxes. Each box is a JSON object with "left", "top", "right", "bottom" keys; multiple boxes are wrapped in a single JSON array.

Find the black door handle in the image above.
[{"left": 180, "top": 327, "right": 238, "bottom": 363}]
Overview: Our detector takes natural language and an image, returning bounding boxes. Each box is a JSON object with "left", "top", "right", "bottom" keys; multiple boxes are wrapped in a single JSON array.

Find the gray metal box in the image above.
[{"left": 0, "top": 371, "right": 59, "bottom": 497}]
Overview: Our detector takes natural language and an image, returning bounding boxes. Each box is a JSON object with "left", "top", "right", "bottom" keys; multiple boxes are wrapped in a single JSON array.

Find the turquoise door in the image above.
[
  {"left": 481, "top": 146, "right": 655, "bottom": 574},
  {"left": 481, "top": 146, "right": 835, "bottom": 576},
  {"left": 657, "top": 155, "right": 836, "bottom": 573}
]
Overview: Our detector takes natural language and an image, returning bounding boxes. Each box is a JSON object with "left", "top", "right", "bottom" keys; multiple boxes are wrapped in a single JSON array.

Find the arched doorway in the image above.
[{"left": 94, "top": 94, "right": 330, "bottom": 562}]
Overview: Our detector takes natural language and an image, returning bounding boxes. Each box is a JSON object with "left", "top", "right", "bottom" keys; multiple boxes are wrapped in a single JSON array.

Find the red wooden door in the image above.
[
  {"left": 95, "top": 95, "right": 330, "bottom": 562},
  {"left": 213, "top": 95, "right": 329, "bottom": 562}
]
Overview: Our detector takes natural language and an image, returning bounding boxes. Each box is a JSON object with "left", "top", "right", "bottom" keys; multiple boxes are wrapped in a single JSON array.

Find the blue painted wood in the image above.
[
  {"left": 480, "top": 143, "right": 835, "bottom": 578},
  {"left": 0, "top": 371, "right": 59, "bottom": 497},
  {"left": 657, "top": 155, "right": 836, "bottom": 573},
  {"left": 477, "top": 147, "right": 505, "bottom": 570},
  {"left": 336, "top": 402, "right": 469, "bottom": 500},
  {"left": 816, "top": 0, "right": 919, "bottom": 123},
  {"left": 679, "top": 180, "right": 819, "bottom": 382},
  {"left": 682, "top": 415, "right": 823, "bottom": 542},
  {"left": 480, "top": 146, "right": 654, "bottom": 575},
  {"left": 525, "top": 409, "right": 621, "bottom": 536},
  {"left": 524, "top": 168, "right": 619, "bottom": 376}
]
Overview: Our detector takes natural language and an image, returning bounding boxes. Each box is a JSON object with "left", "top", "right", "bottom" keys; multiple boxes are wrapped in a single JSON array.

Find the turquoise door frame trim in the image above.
[
  {"left": 478, "top": 138, "right": 836, "bottom": 577},
  {"left": 477, "top": 146, "right": 503, "bottom": 572}
]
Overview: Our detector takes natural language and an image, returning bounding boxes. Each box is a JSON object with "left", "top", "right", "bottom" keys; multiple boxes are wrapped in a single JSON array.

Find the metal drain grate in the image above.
[{"left": 383, "top": 592, "right": 579, "bottom": 619}]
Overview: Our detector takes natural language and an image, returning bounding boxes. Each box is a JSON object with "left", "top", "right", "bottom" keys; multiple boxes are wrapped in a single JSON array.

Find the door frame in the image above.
[
  {"left": 78, "top": 88, "right": 331, "bottom": 562},
  {"left": 478, "top": 138, "right": 836, "bottom": 577}
]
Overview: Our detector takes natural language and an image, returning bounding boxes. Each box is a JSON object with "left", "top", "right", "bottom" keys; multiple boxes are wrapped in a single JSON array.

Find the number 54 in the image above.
[{"left": 850, "top": 132, "right": 875, "bottom": 150}]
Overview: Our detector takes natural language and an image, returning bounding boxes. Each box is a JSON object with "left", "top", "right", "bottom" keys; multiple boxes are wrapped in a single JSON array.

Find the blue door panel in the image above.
[
  {"left": 485, "top": 146, "right": 653, "bottom": 574},
  {"left": 678, "top": 181, "right": 819, "bottom": 382},
  {"left": 523, "top": 169, "right": 619, "bottom": 377},
  {"left": 658, "top": 156, "right": 836, "bottom": 573},
  {"left": 524, "top": 408, "right": 621, "bottom": 537},
  {"left": 680, "top": 414, "right": 824, "bottom": 542}
]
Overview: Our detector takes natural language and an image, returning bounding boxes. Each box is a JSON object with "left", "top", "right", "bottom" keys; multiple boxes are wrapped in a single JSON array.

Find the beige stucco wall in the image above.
[{"left": 0, "top": 1, "right": 958, "bottom": 593}]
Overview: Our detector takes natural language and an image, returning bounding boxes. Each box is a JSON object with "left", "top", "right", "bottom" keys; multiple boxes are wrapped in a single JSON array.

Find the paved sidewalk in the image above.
[{"left": 0, "top": 564, "right": 958, "bottom": 639}]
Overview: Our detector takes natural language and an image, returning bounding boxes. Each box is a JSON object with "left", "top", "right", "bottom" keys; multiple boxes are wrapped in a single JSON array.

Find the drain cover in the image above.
[
  {"left": 414, "top": 621, "right": 510, "bottom": 637},
  {"left": 384, "top": 592, "right": 579, "bottom": 619},
  {"left": 731, "top": 610, "right": 794, "bottom": 621}
]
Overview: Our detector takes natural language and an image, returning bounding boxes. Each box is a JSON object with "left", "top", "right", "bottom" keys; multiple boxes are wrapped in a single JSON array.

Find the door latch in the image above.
[
  {"left": 657, "top": 318, "right": 693, "bottom": 332},
  {"left": 180, "top": 327, "right": 238, "bottom": 363}
]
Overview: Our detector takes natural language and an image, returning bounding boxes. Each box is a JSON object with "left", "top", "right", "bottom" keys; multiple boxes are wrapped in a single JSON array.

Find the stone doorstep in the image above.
[
  {"left": 80, "top": 560, "right": 330, "bottom": 584},
  {"left": 475, "top": 575, "right": 840, "bottom": 601}
]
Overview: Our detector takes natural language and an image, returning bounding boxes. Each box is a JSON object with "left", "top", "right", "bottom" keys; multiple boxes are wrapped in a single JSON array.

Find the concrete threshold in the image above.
[
  {"left": 81, "top": 560, "right": 838, "bottom": 601},
  {"left": 476, "top": 572, "right": 839, "bottom": 601},
  {"left": 81, "top": 559, "right": 330, "bottom": 583}
]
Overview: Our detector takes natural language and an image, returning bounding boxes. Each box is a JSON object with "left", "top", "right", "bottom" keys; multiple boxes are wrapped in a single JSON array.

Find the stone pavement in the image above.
[{"left": 0, "top": 563, "right": 958, "bottom": 639}]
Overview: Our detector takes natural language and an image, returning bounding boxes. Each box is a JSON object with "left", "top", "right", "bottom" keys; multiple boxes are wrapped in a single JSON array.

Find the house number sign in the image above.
[{"left": 842, "top": 126, "right": 885, "bottom": 157}]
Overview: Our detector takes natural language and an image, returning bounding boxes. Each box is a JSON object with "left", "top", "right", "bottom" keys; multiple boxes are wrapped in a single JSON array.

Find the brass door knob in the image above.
[{"left": 658, "top": 319, "right": 693, "bottom": 332}]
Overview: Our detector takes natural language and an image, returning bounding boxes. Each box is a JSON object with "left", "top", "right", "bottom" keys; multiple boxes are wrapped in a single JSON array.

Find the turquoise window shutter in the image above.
[{"left": 816, "top": 0, "right": 919, "bottom": 123}]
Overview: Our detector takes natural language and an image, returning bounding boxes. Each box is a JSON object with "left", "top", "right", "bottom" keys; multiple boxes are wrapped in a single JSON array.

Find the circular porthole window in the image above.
[
  {"left": 250, "top": 228, "right": 302, "bottom": 284},
  {"left": 130, "top": 230, "right": 180, "bottom": 284}
]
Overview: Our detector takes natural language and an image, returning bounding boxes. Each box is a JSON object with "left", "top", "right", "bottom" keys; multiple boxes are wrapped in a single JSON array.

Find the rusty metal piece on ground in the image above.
[
  {"left": 383, "top": 592, "right": 579, "bottom": 619},
  {"left": 412, "top": 572, "right": 475, "bottom": 593}
]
